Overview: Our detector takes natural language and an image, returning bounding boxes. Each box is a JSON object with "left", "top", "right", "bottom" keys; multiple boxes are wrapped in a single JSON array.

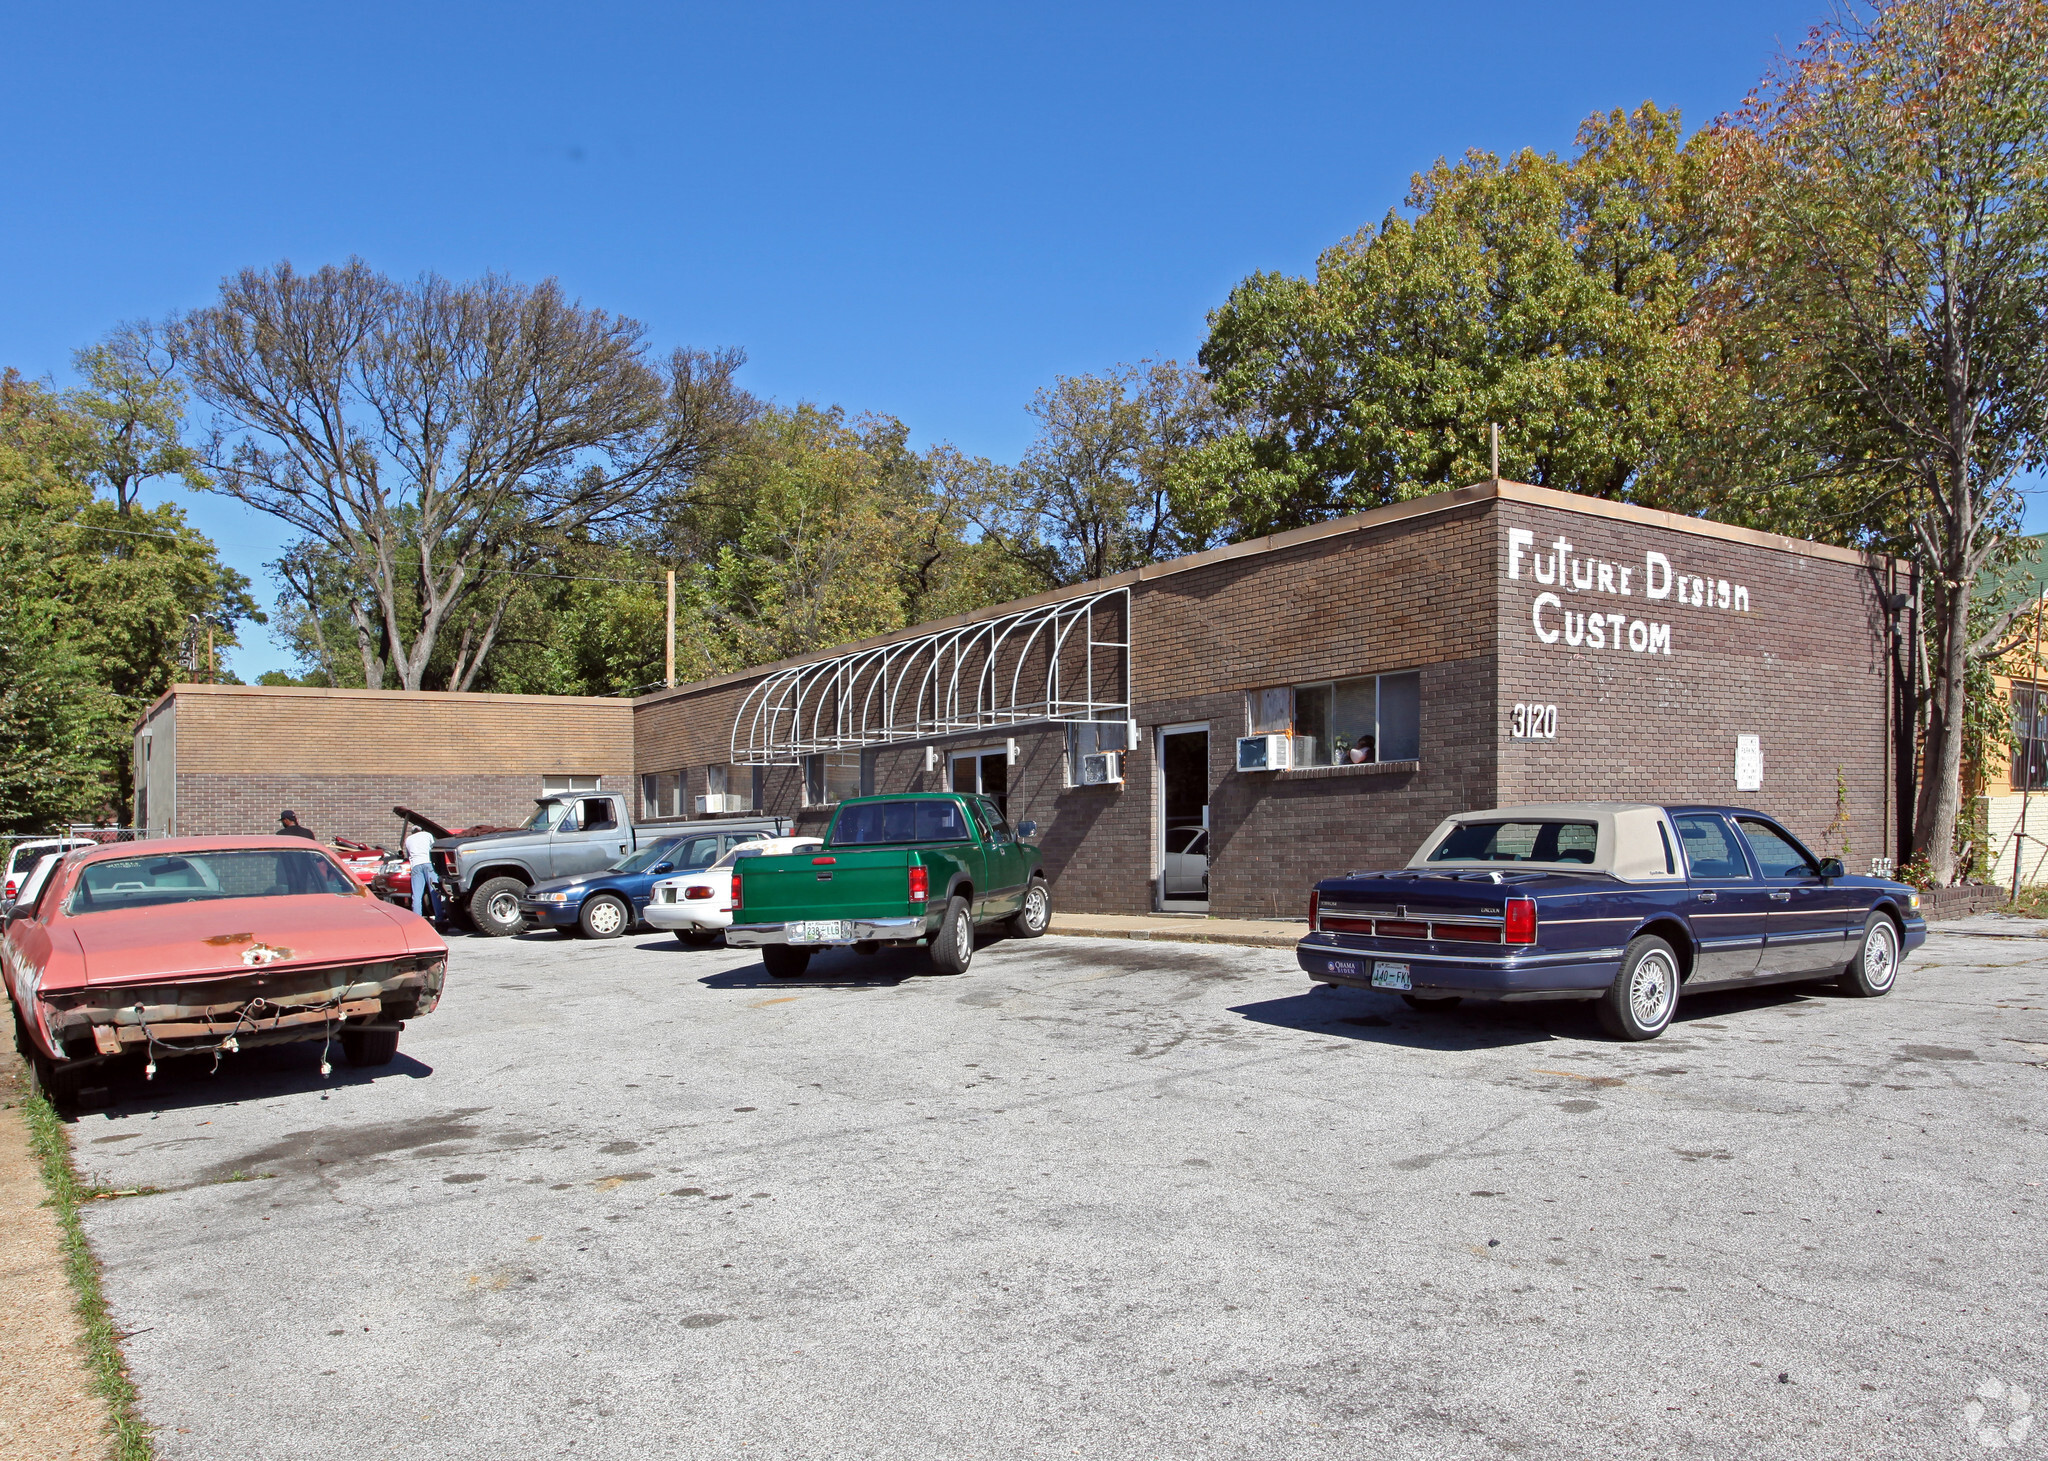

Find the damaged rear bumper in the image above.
[{"left": 33, "top": 954, "right": 447, "bottom": 1066}]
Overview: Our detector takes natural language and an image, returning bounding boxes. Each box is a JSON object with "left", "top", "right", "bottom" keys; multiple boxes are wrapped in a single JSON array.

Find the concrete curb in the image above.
[{"left": 1046, "top": 927, "right": 1299, "bottom": 950}]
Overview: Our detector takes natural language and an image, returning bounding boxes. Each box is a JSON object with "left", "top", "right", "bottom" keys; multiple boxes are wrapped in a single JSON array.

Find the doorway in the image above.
[
  {"left": 1158, "top": 723, "right": 1209, "bottom": 911},
  {"left": 950, "top": 747, "right": 1010, "bottom": 820}
]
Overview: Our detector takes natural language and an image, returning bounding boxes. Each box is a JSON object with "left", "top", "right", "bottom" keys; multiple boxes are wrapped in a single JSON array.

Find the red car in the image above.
[
  {"left": 3, "top": 836, "right": 448, "bottom": 1108},
  {"left": 330, "top": 837, "right": 390, "bottom": 891}
]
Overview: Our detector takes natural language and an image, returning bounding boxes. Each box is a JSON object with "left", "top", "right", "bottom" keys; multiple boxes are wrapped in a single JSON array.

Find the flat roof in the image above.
[
  {"left": 136, "top": 680, "right": 633, "bottom": 730},
  {"left": 634, "top": 478, "right": 1893, "bottom": 705}
]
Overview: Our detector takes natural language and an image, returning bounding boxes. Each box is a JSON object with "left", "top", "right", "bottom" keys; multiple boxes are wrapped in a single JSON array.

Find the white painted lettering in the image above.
[
  {"left": 1597, "top": 563, "right": 1617, "bottom": 594},
  {"left": 1533, "top": 592, "right": 1562, "bottom": 644},
  {"left": 1606, "top": 612, "right": 1626, "bottom": 650},
  {"left": 1619, "top": 567, "right": 1632, "bottom": 595},
  {"left": 1585, "top": 613, "right": 1605, "bottom": 650},
  {"left": 1570, "top": 556, "right": 1594, "bottom": 592},
  {"left": 1733, "top": 584, "right": 1748, "bottom": 612},
  {"left": 1645, "top": 551, "right": 1672, "bottom": 597},
  {"left": 1564, "top": 610, "right": 1586, "bottom": 647},
  {"left": 1717, "top": 578, "right": 1731, "bottom": 609},
  {"left": 1647, "top": 621, "right": 1671, "bottom": 654},
  {"left": 1508, "top": 528, "right": 1533, "bottom": 579},
  {"left": 1534, "top": 550, "right": 1557, "bottom": 585},
  {"left": 1627, "top": 619, "right": 1649, "bottom": 652}
]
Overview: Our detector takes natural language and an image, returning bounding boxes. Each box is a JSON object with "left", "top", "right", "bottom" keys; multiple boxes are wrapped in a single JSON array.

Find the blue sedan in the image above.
[
  {"left": 1295, "top": 802, "right": 1927, "bottom": 1040},
  {"left": 520, "top": 830, "right": 769, "bottom": 938}
]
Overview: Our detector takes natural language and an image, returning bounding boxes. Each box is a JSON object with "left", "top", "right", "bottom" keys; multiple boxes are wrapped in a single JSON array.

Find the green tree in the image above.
[
  {"left": 1190, "top": 104, "right": 1729, "bottom": 538},
  {"left": 1716, "top": 0, "right": 2048, "bottom": 882}
]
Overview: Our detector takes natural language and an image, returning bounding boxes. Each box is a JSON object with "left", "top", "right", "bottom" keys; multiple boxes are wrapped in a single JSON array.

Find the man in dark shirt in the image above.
[{"left": 278, "top": 810, "right": 317, "bottom": 840}]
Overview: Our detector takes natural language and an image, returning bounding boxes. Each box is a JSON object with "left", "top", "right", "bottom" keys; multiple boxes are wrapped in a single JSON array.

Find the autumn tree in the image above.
[{"left": 1716, "top": 0, "right": 2048, "bottom": 882}]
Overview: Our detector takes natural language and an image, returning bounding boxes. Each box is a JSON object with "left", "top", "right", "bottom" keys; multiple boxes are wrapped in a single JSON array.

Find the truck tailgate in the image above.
[{"left": 740, "top": 849, "right": 918, "bottom": 923}]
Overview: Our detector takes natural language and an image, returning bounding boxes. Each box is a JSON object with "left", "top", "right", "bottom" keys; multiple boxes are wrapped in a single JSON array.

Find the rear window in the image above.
[
  {"left": 830, "top": 800, "right": 971, "bottom": 846},
  {"left": 1428, "top": 820, "right": 1599, "bottom": 864},
  {"left": 66, "top": 849, "right": 358, "bottom": 914}
]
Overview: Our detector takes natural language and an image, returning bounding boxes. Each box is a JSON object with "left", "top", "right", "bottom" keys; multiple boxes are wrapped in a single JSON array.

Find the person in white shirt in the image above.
[{"left": 405, "top": 826, "right": 443, "bottom": 927}]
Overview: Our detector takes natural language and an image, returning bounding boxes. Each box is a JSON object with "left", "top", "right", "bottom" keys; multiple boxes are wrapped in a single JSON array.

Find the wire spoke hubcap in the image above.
[
  {"left": 1865, "top": 924, "right": 1897, "bottom": 988},
  {"left": 1630, "top": 952, "right": 1674, "bottom": 1027}
]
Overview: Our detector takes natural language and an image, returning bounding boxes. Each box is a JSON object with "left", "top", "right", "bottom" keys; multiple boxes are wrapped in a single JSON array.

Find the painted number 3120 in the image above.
[{"left": 1510, "top": 703, "right": 1558, "bottom": 740}]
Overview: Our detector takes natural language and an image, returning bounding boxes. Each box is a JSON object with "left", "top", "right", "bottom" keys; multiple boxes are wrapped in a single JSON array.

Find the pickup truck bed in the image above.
[{"left": 725, "top": 792, "right": 1050, "bottom": 976}]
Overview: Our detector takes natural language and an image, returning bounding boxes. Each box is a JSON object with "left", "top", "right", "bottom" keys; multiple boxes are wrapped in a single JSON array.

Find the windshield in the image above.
[
  {"left": 1428, "top": 820, "right": 1599, "bottom": 865},
  {"left": 65, "top": 848, "right": 359, "bottom": 915},
  {"left": 521, "top": 800, "right": 569, "bottom": 832},
  {"left": 831, "top": 800, "right": 971, "bottom": 846},
  {"left": 612, "top": 838, "right": 684, "bottom": 874}
]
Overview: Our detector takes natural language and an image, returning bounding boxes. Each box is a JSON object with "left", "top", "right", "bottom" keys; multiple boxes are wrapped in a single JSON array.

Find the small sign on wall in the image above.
[{"left": 1735, "top": 734, "right": 1762, "bottom": 792}]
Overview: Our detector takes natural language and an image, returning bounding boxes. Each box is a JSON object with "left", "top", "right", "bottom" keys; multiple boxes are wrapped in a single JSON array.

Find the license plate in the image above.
[
  {"left": 1325, "top": 959, "right": 1359, "bottom": 976},
  {"left": 1371, "top": 961, "right": 1412, "bottom": 990},
  {"left": 787, "top": 920, "right": 855, "bottom": 945}
]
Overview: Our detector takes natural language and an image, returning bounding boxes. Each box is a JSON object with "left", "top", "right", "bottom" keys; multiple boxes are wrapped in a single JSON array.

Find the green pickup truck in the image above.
[{"left": 723, "top": 792, "right": 1051, "bottom": 977}]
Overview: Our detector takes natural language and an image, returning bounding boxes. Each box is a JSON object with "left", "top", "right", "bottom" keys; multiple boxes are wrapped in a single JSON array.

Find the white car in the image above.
[
  {"left": 4, "top": 838, "right": 93, "bottom": 905},
  {"left": 645, "top": 836, "right": 823, "bottom": 944}
]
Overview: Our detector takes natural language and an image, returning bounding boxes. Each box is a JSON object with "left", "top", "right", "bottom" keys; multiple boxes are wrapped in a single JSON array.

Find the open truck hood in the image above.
[{"left": 53, "top": 894, "right": 418, "bottom": 990}]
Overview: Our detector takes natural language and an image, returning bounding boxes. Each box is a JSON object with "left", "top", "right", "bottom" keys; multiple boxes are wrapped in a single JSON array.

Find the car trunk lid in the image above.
[{"left": 60, "top": 896, "right": 413, "bottom": 989}]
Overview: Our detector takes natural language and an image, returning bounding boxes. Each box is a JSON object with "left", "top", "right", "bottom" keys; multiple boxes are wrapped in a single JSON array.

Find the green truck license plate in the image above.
[
  {"left": 787, "top": 920, "right": 855, "bottom": 944},
  {"left": 1371, "top": 962, "right": 1412, "bottom": 990}
]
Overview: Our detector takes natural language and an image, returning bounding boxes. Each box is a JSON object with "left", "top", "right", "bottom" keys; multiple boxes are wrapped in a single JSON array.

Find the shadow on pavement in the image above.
[
  {"left": 1235, "top": 976, "right": 1833, "bottom": 1050},
  {"left": 61, "top": 1042, "right": 434, "bottom": 1123}
]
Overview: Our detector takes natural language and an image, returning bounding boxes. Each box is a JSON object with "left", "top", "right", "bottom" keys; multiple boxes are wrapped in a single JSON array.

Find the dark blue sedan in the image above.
[
  {"left": 1295, "top": 803, "right": 1927, "bottom": 1040},
  {"left": 519, "top": 830, "right": 769, "bottom": 938}
]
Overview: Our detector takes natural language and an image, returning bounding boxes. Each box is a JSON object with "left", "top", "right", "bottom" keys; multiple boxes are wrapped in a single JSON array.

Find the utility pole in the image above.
[
  {"left": 1490, "top": 423, "right": 1500, "bottom": 483},
  {"left": 665, "top": 569, "right": 676, "bottom": 689},
  {"left": 207, "top": 624, "right": 215, "bottom": 682},
  {"left": 2016, "top": 591, "right": 2045, "bottom": 900}
]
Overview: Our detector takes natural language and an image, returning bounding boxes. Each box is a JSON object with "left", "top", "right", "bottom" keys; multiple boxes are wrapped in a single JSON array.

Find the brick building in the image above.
[
  {"left": 133, "top": 685, "right": 632, "bottom": 846},
  {"left": 138, "top": 480, "right": 1907, "bottom": 915}
]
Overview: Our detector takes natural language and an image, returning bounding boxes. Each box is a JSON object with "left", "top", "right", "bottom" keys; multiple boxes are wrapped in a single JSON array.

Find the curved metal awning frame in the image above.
[{"left": 730, "top": 588, "right": 1130, "bottom": 765}]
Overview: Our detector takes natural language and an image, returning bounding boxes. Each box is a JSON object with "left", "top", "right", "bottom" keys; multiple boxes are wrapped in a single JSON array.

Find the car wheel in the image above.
[
  {"left": 1838, "top": 912, "right": 1901, "bottom": 998},
  {"left": 341, "top": 1028, "right": 401, "bottom": 1067},
  {"left": 1596, "top": 934, "right": 1680, "bottom": 1040},
  {"left": 930, "top": 895, "right": 974, "bottom": 974},
  {"left": 1007, "top": 880, "right": 1051, "bottom": 939},
  {"left": 1401, "top": 993, "right": 1462, "bottom": 1010},
  {"left": 579, "top": 894, "right": 630, "bottom": 940},
  {"left": 762, "top": 945, "right": 811, "bottom": 979},
  {"left": 469, "top": 877, "right": 528, "bottom": 938}
]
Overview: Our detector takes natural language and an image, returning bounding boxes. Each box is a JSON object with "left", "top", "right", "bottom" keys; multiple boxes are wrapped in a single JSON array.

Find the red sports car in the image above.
[{"left": 3, "top": 836, "right": 448, "bottom": 1108}]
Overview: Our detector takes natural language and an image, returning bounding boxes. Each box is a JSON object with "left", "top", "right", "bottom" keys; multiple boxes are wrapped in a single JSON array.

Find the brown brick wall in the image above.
[
  {"left": 170, "top": 773, "right": 632, "bottom": 849},
  {"left": 1492, "top": 502, "right": 1892, "bottom": 866}
]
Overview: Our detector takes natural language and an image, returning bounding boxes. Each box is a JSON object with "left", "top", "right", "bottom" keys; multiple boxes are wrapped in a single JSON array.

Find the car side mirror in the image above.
[
  {"left": 1016, "top": 819, "right": 1038, "bottom": 840},
  {"left": 1817, "top": 857, "right": 1845, "bottom": 879},
  {"left": 650, "top": 863, "right": 673, "bottom": 875}
]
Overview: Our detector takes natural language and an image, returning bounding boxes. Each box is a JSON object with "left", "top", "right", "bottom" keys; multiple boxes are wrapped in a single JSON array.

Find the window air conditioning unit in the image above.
[
  {"left": 1078, "top": 751, "right": 1123, "bottom": 786},
  {"left": 1236, "top": 734, "right": 1293, "bottom": 772},
  {"left": 695, "top": 794, "right": 748, "bottom": 814}
]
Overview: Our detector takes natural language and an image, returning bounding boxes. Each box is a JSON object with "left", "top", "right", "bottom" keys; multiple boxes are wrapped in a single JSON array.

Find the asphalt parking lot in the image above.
[{"left": 63, "top": 923, "right": 2048, "bottom": 1460}]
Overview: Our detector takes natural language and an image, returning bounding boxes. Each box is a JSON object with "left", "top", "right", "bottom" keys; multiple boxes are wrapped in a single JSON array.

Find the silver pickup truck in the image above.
[{"left": 432, "top": 791, "right": 785, "bottom": 936}]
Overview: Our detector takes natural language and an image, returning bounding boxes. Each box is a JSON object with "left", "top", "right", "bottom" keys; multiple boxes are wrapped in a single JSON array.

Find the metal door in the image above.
[
  {"left": 1158, "top": 723, "right": 1209, "bottom": 911},
  {"left": 1673, "top": 812, "right": 1767, "bottom": 985},
  {"left": 1735, "top": 817, "right": 1849, "bottom": 977}
]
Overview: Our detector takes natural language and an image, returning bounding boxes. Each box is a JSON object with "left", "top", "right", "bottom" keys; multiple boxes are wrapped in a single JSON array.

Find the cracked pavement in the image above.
[{"left": 61, "top": 923, "right": 2048, "bottom": 1458}]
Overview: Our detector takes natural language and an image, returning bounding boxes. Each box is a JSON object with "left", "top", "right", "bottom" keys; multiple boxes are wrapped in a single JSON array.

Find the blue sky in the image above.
[{"left": 6, "top": 0, "right": 2001, "bottom": 678}]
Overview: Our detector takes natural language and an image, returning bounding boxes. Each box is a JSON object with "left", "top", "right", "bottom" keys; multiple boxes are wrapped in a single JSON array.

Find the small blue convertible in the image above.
[{"left": 1296, "top": 803, "right": 1927, "bottom": 1040}]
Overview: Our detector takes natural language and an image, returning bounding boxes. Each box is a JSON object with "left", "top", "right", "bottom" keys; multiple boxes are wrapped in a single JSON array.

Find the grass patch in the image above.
[
  {"left": 22, "top": 1093, "right": 154, "bottom": 1461},
  {"left": 2005, "top": 888, "right": 2048, "bottom": 919}
]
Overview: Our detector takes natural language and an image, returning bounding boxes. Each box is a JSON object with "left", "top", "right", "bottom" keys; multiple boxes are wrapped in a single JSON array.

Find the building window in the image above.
[
  {"left": 1066, "top": 720, "right": 1133, "bottom": 787},
  {"left": 640, "top": 769, "right": 685, "bottom": 819},
  {"left": 543, "top": 774, "right": 601, "bottom": 795},
  {"left": 699, "top": 764, "right": 759, "bottom": 813},
  {"left": 2015, "top": 685, "right": 2048, "bottom": 790},
  {"left": 804, "top": 753, "right": 860, "bottom": 807},
  {"left": 1250, "top": 672, "right": 1421, "bottom": 766}
]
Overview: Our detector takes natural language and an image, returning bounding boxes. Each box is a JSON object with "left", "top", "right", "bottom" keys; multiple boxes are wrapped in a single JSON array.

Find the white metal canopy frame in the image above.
[{"left": 730, "top": 589, "right": 1131, "bottom": 765}]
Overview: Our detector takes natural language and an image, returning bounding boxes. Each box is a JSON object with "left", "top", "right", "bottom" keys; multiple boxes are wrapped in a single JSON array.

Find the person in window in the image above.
[{"left": 277, "top": 810, "right": 316, "bottom": 840}]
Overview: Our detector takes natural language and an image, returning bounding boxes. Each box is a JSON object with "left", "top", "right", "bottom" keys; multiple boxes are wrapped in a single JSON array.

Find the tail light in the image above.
[
  {"left": 731, "top": 871, "right": 743, "bottom": 910},
  {"left": 1503, "top": 896, "right": 1537, "bottom": 945},
  {"left": 685, "top": 885, "right": 714, "bottom": 901},
  {"left": 3, "top": 879, "right": 14, "bottom": 901},
  {"left": 908, "top": 864, "right": 928, "bottom": 902},
  {"left": 1307, "top": 889, "right": 1320, "bottom": 930}
]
